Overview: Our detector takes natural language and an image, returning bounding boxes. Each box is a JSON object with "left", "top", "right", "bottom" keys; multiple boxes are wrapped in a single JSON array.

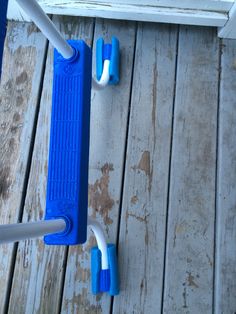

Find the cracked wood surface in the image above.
[
  {"left": 7, "top": 16, "right": 94, "bottom": 314},
  {"left": 61, "top": 18, "right": 136, "bottom": 314},
  {"left": 163, "top": 26, "right": 219, "bottom": 313},
  {"left": 215, "top": 39, "right": 236, "bottom": 313},
  {"left": 0, "top": 21, "right": 47, "bottom": 312},
  {"left": 113, "top": 23, "right": 178, "bottom": 314}
]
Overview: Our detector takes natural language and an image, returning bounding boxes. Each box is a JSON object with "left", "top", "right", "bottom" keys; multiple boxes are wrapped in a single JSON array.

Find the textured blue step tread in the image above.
[{"left": 44, "top": 40, "right": 92, "bottom": 245}]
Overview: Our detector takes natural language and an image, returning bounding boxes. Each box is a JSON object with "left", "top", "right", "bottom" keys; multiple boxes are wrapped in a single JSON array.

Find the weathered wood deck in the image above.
[{"left": 0, "top": 16, "right": 236, "bottom": 314}]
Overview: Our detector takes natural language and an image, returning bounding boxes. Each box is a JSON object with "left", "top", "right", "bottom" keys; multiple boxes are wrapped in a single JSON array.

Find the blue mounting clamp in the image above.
[
  {"left": 91, "top": 244, "right": 119, "bottom": 296},
  {"left": 44, "top": 40, "right": 92, "bottom": 245},
  {"left": 96, "top": 37, "right": 120, "bottom": 85}
]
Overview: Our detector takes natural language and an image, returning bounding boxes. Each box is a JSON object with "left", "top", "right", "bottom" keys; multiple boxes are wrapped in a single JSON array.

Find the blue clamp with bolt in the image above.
[{"left": 96, "top": 37, "right": 120, "bottom": 85}]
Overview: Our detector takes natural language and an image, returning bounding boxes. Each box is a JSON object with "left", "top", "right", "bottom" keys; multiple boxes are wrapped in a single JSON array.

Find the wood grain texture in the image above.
[
  {"left": 39, "top": 0, "right": 235, "bottom": 11},
  {"left": 163, "top": 26, "right": 219, "bottom": 314},
  {"left": 112, "top": 23, "right": 178, "bottom": 314},
  {"left": 39, "top": 2, "right": 229, "bottom": 27},
  {"left": 215, "top": 39, "right": 236, "bottom": 313},
  {"left": 8, "top": 0, "right": 229, "bottom": 27},
  {"left": 60, "top": 19, "right": 136, "bottom": 314},
  {"left": 7, "top": 16, "right": 94, "bottom": 314},
  {"left": 0, "top": 21, "right": 47, "bottom": 312}
]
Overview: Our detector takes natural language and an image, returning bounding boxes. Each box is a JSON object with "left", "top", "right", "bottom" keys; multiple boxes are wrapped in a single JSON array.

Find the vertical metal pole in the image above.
[
  {"left": 0, "top": 219, "right": 66, "bottom": 244},
  {"left": 16, "top": 0, "right": 74, "bottom": 59}
]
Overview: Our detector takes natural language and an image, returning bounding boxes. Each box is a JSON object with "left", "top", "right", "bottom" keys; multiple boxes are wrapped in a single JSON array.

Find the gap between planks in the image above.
[
  {"left": 110, "top": 20, "right": 138, "bottom": 314},
  {"left": 60, "top": 18, "right": 136, "bottom": 314},
  {"left": 7, "top": 16, "right": 95, "bottom": 314}
]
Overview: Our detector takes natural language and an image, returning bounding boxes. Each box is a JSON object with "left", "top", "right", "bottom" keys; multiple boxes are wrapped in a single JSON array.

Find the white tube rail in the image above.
[
  {"left": 87, "top": 217, "right": 109, "bottom": 269},
  {"left": 16, "top": 0, "right": 111, "bottom": 87},
  {"left": 16, "top": 0, "right": 74, "bottom": 59},
  {"left": 0, "top": 0, "right": 111, "bottom": 263},
  {"left": 0, "top": 217, "right": 109, "bottom": 271},
  {"left": 92, "top": 60, "right": 110, "bottom": 90},
  {"left": 0, "top": 219, "right": 66, "bottom": 244}
]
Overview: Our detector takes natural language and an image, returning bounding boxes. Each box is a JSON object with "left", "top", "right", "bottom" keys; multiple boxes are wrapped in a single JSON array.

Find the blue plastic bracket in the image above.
[
  {"left": 44, "top": 40, "right": 92, "bottom": 245},
  {"left": 96, "top": 37, "right": 119, "bottom": 85},
  {"left": 91, "top": 244, "right": 119, "bottom": 295}
]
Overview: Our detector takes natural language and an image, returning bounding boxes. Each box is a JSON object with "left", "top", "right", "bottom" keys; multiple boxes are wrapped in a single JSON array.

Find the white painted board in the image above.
[
  {"left": 38, "top": 0, "right": 234, "bottom": 11},
  {"left": 8, "top": 0, "right": 229, "bottom": 28},
  {"left": 218, "top": 3, "right": 236, "bottom": 38}
]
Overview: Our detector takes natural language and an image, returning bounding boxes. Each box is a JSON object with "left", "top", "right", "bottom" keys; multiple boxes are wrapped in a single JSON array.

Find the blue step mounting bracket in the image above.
[
  {"left": 96, "top": 37, "right": 120, "bottom": 85},
  {"left": 91, "top": 244, "right": 119, "bottom": 296},
  {"left": 44, "top": 40, "right": 92, "bottom": 245}
]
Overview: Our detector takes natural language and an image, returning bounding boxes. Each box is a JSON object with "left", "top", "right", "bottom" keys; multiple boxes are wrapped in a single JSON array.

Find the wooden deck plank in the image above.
[
  {"left": 0, "top": 21, "right": 47, "bottom": 312},
  {"left": 7, "top": 16, "right": 94, "bottom": 314},
  {"left": 163, "top": 26, "right": 219, "bottom": 313},
  {"left": 2, "top": 19, "right": 236, "bottom": 313},
  {"left": 61, "top": 19, "right": 136, "bottom": 314},
  {"left": 215, "top": 39, "right": 236, "bottom": 313},
  {"left": 112, "top": 23, "right": 178, "bottom": 314}
]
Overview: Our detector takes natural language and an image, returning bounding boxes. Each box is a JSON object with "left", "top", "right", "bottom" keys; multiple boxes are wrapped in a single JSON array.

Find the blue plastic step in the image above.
[{"left": 44, "top": 40, "right": 92, "bottom": 245}]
